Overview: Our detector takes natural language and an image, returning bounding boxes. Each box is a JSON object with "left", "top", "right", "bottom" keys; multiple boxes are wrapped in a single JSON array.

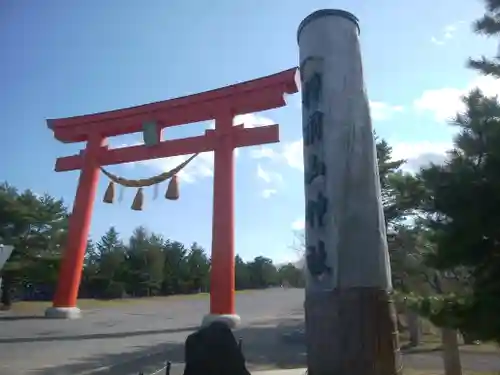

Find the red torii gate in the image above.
[{"left": 45, "top": 68, "right": 299, "bottom": 325}]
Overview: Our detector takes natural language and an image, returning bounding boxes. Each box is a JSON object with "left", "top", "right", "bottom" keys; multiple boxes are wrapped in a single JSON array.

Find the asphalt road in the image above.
[
  {"left": 0, "top": 288, "right": 303, "bottom": 375},
  {"left": 1, "top": 288, "right": 499, "bottom": 375}
]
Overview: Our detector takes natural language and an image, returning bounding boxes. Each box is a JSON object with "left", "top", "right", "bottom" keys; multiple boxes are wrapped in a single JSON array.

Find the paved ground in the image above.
[
  {"left": 0, "top": 288, "right": 499, "bottom": 375},
  {"left": 0, "top": 288, "right": 302, "bottom": 375}
]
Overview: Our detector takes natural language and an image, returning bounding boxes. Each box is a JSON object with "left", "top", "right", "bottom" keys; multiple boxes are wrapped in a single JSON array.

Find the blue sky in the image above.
[{"left": 1, "top": 0, "right": 498, "bottom": 264}]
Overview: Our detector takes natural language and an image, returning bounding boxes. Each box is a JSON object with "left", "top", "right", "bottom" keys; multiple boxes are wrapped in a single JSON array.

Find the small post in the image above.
[
  {"left": 0, "top": 245, "right": 14, "bottom": 307},
  {"left": 298, "top": 9, "right": 402, "bottom": 375},
  {"left": 0, "top": 245, "right": 14, "bottom": 270}
]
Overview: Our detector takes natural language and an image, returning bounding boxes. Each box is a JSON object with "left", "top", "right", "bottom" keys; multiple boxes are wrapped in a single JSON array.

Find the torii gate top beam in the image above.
[{"left": 48, "top": 68, "right": 299, "bottom": 144}]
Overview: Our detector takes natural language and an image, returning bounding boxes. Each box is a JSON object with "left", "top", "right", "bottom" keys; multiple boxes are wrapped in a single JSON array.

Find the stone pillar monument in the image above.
[{"left": 297, "top": 9, "right": 402, "bottom": 375}]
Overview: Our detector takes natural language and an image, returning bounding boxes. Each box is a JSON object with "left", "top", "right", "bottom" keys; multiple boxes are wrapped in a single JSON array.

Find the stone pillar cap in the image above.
[{"left": 297, "top": 9, "right": 360, "bottom": 43}]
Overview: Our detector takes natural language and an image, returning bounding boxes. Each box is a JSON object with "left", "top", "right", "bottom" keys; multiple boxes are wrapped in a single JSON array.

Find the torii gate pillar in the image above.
[
  {"left": 46, "top": 135, "right": 104, "bottom": 319},
  {"left": 201, "top": 112, "right": 238, "bottom": 327}
]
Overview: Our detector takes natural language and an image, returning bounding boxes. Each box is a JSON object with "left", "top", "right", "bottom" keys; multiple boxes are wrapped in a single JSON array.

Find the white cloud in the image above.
[
  {"left": 369, "top": 101, "right": 404, "bottom": 121},
  {"left": 205, "top": 113, "right": 274, "bottom": 130},
  {"left": 414, "top": 87, "right": 464, "bottom": 122},
  {"left": 257, "top": 164, "right": 282, "bottom": 184},
  {"left": 261, "top": 189, "right": 277, "bottom": 199},
  {"left": 282, "top": 140, "right": 303, "bottom": 170},
  {"left": 249, "top": 100, "right": 403, "bottom": 172},
  {"left": 252, "top": 137, "right": 452, "bottom": 175},
  {"left": 250, "top": 101, "right": 404, "bottom": 171},
  {"left": 233, "top": 113, "right": 274, "bottom": 128},
  {"left": 404, "top": 153, "right": 448, "bottom": 172},
  {"left": 250, "top": 147, "right": 278, "bottom": 159},
  {"left": 297, "top": 98, "right": 402, "bottom": 122},
  {"left": 431, "top": 22, "right": 462, "bottom": 45},
  {"left": 291, "top": 218, "right": 305, "bottom": 230},
  {"left": 414, "top": 75, "right": 500, "bottom": 122},
  {"left": 390, "top": 140, "right": 452, "bottom": 161},
  {"left": 256, "top": 164, "right": 283, "bottom": 198},
  {"left": 257, "top": 164, "right": 272, "bottom": 183},
  {"left": 109, "top": 139, "right": 213, "bottom": 183},
  {"left": 390, "top": 140, "right": 452, "bottom": 172},
  {"left": 141, "top": 152, "right": 214, "bottom": 183},
  {"left": 251, "top": 139, "right": 303, "bottom": 171}
]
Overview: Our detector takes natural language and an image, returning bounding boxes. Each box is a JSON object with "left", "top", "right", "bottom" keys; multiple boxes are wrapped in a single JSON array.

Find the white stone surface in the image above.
[
  {"left": 254, "top": 369, "right": 307, "bottom": 375},
  {"left": 44, "top": 306, "right": 82, "bottom": 319},
  {"left": 201, "top": 313, "right": 241, "bottom": 329},
  {"left": 0, "top": 245, "right": 14, "bottom": 292},
  {"left": 298, "top": 10, "right": 392, "bottom": 291},
  {"left": 0, "top": 245, "right": 14, "bottom": 270}
]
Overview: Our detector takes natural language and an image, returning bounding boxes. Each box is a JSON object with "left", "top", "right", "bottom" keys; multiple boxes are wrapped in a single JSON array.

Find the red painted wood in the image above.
[
  {"left": 54, "top": 125, "right": 279, "bottom": 172},
  {"left": 53, "top": 134, "right": 104, "bottom": 308},
  {"left": 48, "top": 68, "right": 298, "bottom": 318},
  {"left": 48, "top": 68, "right": 298, "bottom": 143},
  {"left": 210, "top": 113, "right": 236, "bottom": 315}
]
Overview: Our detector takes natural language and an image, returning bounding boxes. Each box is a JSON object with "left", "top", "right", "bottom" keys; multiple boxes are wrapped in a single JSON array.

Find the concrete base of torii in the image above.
[
  {"left": 44, "top": 306, "right": 82, "bottom": 319},
  {"left": 201, "top": 313, "right": 241, "bottom": 329}
]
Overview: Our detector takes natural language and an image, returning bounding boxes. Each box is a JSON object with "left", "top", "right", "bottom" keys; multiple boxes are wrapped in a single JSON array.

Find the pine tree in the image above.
[
  {"left": 412, "top": 89, "right": 500, "bottom": 343},
  {"left": 468, "top": 0, "right": 500, "bottom": 77}
]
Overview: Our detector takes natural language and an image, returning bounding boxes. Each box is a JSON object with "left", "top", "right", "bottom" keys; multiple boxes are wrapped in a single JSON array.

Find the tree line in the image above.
[
  {"left": 0, "top": 190, "right": 304, "bottom": 305},
  {"left": 82, "top": 225, "right": 304, "bottom": 299}
]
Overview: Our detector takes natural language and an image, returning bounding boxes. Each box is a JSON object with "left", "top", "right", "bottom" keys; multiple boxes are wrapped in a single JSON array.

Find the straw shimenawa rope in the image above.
[
  {"left": 100, "top": 153, "right": 199, "bottom": 209},
  {"left": 100, "top": 153, "right": 199, "bottom": 188}
]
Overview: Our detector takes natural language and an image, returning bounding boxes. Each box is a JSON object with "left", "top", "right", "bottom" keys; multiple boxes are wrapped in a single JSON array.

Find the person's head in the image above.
[{"left": 183, "top": 322, "right": 249, "bottom": 375}]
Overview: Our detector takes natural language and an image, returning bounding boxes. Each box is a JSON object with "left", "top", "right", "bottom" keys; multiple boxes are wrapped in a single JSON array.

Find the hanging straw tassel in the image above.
[
  {"left": 153, "top": 183, "right": 159, "bottom": 200},
  {"left": 165, "top": 175, "right": 179, "bottom": 200},
  {"left": 118, "top": 185, "right": 125, "bottom": 203},
  {"left": 131, "top": 187, "right": 144, "bottom": 211},
  {"left": 103, "top": 181, "right": 115, "bottom": 204}
]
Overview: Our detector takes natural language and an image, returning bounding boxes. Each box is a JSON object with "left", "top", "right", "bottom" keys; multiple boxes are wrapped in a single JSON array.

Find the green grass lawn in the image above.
[
  {"left": 7, "top": 290, "right": 254, "bottom": 314},
  {"left": 399, "top": 317, "right": 499, "bottom": 354}
]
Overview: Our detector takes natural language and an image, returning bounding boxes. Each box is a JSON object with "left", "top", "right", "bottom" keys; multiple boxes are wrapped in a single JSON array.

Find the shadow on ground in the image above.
[
  {"left": 0, "top": 315, "right": 47, "bottom": 322},
  {"left": 14, "top": 316, "right": 500, "bottom": 375},
  {"left": 0, "top": 326, "right": 198, "bottom": 344},
  {"left": 29, "top": 317, "right": 307, "bottom": 375}
]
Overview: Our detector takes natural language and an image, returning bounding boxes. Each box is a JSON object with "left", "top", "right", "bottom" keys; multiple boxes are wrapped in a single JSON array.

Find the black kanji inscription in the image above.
[
  {"left": 302, "top": 73, "right": 322, "bottom": 111},
  {"left": 306, "top": 240, "right": 331, "bottom": 278},
  {"left": 304, "top": 111, "right": 323, "bottom": 146}
]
